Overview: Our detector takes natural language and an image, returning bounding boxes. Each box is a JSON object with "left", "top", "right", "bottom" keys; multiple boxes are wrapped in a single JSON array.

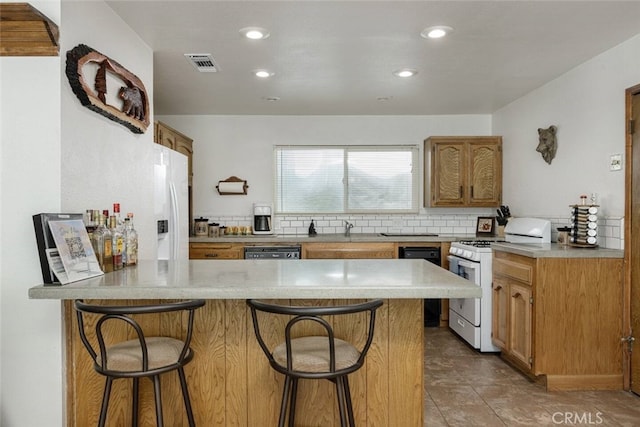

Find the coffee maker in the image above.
[{"left": 253, "top": 203, "right": 273, "bottom": 235}]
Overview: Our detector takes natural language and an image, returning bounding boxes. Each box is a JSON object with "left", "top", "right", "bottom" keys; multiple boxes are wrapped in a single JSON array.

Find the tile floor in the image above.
[{"left": 424, "top": 327, "right": 640, "bottom": 426}]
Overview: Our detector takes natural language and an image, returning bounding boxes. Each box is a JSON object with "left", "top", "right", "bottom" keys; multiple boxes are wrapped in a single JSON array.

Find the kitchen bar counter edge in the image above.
[{"left": 28, "top": 259, "right": 482, "bottom": 300}]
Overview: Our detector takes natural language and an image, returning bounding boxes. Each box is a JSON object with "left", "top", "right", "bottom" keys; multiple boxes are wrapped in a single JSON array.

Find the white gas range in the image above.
[
  {"left": 448, "top": 239, "right": 500, "bottom": 352},
  {"left": 448, "top": 218, "right": 551, "bottom": 352}
]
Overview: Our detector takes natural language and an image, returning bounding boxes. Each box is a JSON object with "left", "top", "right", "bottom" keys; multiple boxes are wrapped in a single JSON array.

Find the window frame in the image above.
[{"left": 274, "top": 144, "right": 420, "bottom": 214}]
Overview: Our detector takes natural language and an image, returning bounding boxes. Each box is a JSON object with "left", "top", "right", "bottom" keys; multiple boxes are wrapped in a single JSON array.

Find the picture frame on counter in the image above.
[{"left": 476, "top": 216, "right": 495, "bottom": 236}]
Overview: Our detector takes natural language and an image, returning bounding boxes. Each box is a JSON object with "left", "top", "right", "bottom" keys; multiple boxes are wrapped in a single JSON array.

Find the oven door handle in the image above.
[{"left": 448, "top": 256, "right": 479, "bottom": 270}]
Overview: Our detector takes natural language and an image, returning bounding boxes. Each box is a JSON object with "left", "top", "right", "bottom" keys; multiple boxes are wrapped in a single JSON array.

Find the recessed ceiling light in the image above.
[
  {"left": 254, "top": 69, "right": 274, "bottom": 78},
  {"left": 240, "top": 27, "right": 270, "bottom": 40},
  {"left": 393, "top": 68, "right": 418, "bottom": 78},
  {"left": 421, "top": 26, "right": 453, "bottom": 39}
]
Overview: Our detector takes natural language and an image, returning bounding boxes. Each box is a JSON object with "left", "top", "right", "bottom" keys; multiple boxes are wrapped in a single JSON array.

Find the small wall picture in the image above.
[{"left": 476, "top": 217, "right": 495, "bottom": 236}]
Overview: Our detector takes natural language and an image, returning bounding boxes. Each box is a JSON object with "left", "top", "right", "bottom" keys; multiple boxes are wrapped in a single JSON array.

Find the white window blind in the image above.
[{"left": 275, "top": 146, "right": 418, "bottom": 214}]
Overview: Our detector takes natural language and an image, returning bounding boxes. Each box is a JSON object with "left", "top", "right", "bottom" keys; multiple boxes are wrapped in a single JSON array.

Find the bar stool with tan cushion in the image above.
[
  {"left": 74, "top": 299, "right": 206, "bottom": 427},
  {"left": 246, "top": 299, "right": 383, "bottom": 427}
]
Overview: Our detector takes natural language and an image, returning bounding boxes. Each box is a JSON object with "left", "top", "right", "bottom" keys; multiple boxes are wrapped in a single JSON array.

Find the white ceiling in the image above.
[{"left": 106, "top": 1, "right": 640, "bottom": 116}]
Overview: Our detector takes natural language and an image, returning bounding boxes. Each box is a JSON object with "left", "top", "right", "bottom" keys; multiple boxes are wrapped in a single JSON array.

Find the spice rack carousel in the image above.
[{"left": 569, "top": 204, "right": 599, "bottom": 247}]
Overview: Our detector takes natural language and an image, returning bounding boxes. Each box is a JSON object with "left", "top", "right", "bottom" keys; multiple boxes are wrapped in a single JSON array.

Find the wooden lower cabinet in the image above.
[
  {"left": 492, "top": 250, "right": 624, "bottom": 390},
  {"left": 63, "top": 298, "right": 424, "bottom": 426},
  {"left": 508, "top": 281, "right": 532, "bottom": 369},
  {"left": 189, "top": 243, "right": 243, "bottom": 259},
  {"left": 302, "top": 242, "right": 395, "bottom": 259},
  {"left": 491, "top": 275, "right": 509, "bottom": 350}
]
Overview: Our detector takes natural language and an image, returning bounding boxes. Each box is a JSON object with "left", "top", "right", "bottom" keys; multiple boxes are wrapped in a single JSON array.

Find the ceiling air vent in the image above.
[{"left": 184, "top": 54, "right": 219, "bottom": 72}]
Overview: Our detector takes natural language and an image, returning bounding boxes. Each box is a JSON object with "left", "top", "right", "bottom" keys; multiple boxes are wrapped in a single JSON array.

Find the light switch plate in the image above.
[{"left": 610, "top": 154, "right": 622, "bottom": 171}]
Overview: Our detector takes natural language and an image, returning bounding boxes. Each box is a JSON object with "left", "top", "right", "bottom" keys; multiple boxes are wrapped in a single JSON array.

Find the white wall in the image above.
[
  {"left": 493, "top": 34, "right": 640, "bottom": 220},
  {"left": 1, "top": 2, "right": 62, "bottom": 426},
  {"left": 61, "top": 0, "right": 156, "bottom": 258},
  {"left": 158, "top": 114, "right": 492, "bottom": 217},
  {"left": 1, "top": 1, "right": 155, "bottom": 425}
]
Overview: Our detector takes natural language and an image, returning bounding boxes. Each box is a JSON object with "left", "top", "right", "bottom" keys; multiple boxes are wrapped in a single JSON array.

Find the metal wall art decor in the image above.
[
  {"left": 536, "top": 125, "right": 558, "bottom": 164},
  {"left": 65, "top": 44, "right": 150, "bottom": 134}
]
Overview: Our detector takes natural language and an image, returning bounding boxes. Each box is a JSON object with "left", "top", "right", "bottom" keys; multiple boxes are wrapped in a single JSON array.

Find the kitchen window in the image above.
[{"left": 275, "top": 145, "right": 419, "bottom": 214}]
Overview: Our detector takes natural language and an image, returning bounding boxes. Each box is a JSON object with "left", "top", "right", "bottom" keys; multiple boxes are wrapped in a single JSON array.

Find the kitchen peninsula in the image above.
[{"left": 29, "top": 258, "right": 480, "bottom": 427}]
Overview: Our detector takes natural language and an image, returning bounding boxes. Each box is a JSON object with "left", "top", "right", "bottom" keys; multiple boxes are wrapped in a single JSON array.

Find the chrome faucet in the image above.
[{"left": 344, "top": 220, "right": 354, "bottom": 237}]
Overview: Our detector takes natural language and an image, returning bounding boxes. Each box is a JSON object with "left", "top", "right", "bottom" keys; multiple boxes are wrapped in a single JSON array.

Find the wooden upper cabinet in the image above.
[
  {"left": 154, "top": 121, "right": 194, "bottom": 186},
  {"left": 425, "top": 136, "right": 502, "bottom": 207}
]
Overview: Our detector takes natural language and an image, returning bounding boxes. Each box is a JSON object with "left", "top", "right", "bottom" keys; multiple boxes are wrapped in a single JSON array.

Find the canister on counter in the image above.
[
  {"left": 557, "top": 226, "right": 571, "bottom": 245},
  {"left": 208, "top": 223, "right": 220, "bottom": 237},
  {"left": 194, "top": 217, "right": 209, "bottom": 237}
]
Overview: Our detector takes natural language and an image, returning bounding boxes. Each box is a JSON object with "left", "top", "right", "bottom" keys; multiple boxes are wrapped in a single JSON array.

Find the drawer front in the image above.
[
  {"left": 189, "top": 248, "right": 242, "bottom": 259},
  {"left": 302, "top": 243, "right": 395, "bottom": 259},
  {"left": 493, "top": 258, "right": 533, "bottom": 284},
  {"left": 190, "top": 243, "right": 238, "bottom": 250}
]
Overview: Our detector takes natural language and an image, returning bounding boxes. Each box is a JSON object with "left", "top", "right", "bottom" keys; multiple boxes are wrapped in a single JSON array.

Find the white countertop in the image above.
[
  {"left": 189, "top": 233, "right": 474, "bottom": 244},
  {"left": 492, "top": 242, "right": 624, "bottom": 258},
  {"left": 28, "top": 259, "right": 482, "bottom": 300}
]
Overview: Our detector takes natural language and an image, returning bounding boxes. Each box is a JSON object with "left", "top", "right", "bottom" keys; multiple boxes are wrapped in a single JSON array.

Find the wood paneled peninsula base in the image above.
[{"left": 30, "top": 259, "right": 481, "bottom": 427}]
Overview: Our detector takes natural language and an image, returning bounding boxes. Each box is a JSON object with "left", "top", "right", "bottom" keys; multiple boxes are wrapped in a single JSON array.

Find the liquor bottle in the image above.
[
  {"left": 84, "top": 209, "right": 97, "bottom": 239},
  {"left": 92, "top": 213, "right": 114, "bottom": 273},
  {"left": 109, "top": 215, "right": 124, "bottom": 270},
  {"left": 113, "top": 203, "right": 123, "bottom": 230},
  {"left": 123, "top": 214, "right": 138, "bottom": 266}
]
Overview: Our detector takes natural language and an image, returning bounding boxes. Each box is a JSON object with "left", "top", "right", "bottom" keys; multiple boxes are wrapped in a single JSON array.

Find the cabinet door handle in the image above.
[
  {"left": 205, "top": 253, "right": 218, "bottom": 258},
  {"left": 470, "top": 185, "right": 474, "bottom": 198},
  {"left": 459, "top": 186, "right": 463, "bottom": 197},
  {"left": 513, "top": 292, "right": 521, "bottom": 298},
  {"left": 494, "top": 285, "right": 502, "bottom": 291}
]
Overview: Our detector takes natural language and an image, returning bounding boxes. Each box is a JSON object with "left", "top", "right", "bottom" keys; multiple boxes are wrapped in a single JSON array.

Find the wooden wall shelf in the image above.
[{"left": 0, "top": 3, "right": 59, "bottom": 56}]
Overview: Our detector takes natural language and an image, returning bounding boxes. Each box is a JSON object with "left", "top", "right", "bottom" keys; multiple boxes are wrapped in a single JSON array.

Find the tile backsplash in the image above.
[{"left": 196, "top": 212, "right": 624, "bottom": 250}]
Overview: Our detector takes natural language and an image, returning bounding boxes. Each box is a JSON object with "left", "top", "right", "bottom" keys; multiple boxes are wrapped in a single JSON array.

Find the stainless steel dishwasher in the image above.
[
  {"left": 244, "top": 246, "right": 301, "bottom": 259},
  {"left": 398, "top": 246, "right": 442, "bottom": 327}
]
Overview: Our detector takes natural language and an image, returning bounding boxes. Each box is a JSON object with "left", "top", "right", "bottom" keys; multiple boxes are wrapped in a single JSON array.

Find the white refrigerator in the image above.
[{"left": 154, "top": 145, "right": 189, "bottom": 260}]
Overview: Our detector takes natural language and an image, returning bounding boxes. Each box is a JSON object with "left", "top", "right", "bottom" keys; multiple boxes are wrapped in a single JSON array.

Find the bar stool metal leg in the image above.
[
  {"left": 279, "top": 376, "right": 293, "bottom": 427},
  {"left": 178, "top": 366, "right": 196, "bottom": 427},
  {"left": 288, "top": 377, "right": 298, "bottom": 427},
  {"left": 132, "top": 377, "right": 140, "bottom": 427},
  {"left": 343, "top": 376, "right": 355, "bottom": 427},
  {"left": 98, "top": 377, "right": 113, "bottom": 427},
  {"left": 153, "top": 375, "right": 164, "bottom": 427},
  {"left": 335, "top": 377, "right": 348, "bottom": 427}
]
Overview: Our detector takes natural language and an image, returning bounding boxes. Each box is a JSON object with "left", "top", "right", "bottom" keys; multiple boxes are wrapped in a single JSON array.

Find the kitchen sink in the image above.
[{"left": 379, "top": 233, "right": 438, "bottom": 237}]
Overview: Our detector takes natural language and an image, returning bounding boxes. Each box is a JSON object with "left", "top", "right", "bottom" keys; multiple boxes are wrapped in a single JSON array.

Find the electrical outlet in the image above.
[{"left": 610, "top": 154, "right": 622, "bottom": 171}]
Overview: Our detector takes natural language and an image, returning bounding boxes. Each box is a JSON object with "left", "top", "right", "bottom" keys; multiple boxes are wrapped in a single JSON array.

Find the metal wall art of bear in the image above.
[
  {"left": 536, "top": 125, "right": 558, "bottom": 165},
  {"left": 66, "top": 44, "right": 149, "bottom": 134}
]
